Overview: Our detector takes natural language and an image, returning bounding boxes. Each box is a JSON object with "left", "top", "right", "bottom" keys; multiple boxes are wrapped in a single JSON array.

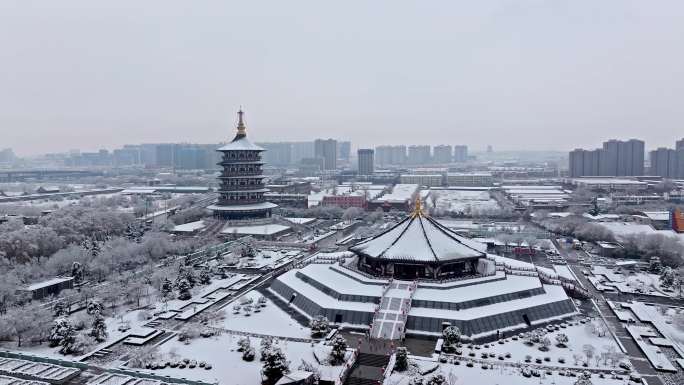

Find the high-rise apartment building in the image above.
[
  {"left": 407, "top": 145, "right": 431, "bottom": 165},
  {"left": 257, "top": 142, "right": 293, "bottom": 166},
  {"left": 432, "top": 145, "right": 453, "bottom": 163},
  {"left": 453, "top": 145, "right": 468, "bottom": 162},
  {"left": 569, "top": 139, "right": 645, "bottom": 177},
  {"left": 314, "top": 138, "right": 338, "bottom": 170},
  {"left": 357, "top": 149, "right": 374, "bottom": 175},
  {"left": 338, "top": 141, "right": 351, "bottom": 162},
  {"left": 650, "top": 148, "right": 678, "bottom": 178}
]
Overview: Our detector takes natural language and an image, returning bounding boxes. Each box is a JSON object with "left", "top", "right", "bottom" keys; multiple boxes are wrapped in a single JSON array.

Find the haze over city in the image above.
[{"left": 2, "top": 0, "right": 684, "bottom": 156}]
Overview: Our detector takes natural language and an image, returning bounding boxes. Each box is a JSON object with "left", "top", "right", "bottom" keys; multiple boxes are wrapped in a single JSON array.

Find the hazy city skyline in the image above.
[{"left": 2, "top": 1, "right": 684, "bottom": 156}]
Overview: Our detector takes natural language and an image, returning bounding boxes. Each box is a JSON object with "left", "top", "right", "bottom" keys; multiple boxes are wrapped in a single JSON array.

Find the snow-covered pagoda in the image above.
[
  {"left": 208, "top": 110, "right": 277, "bottom": 220},
  {"left": 270, "top": 199, "right": 578, "bottom": 340},
  {"left": 350, "top": 199, "right": 487, "bottom": 280}
]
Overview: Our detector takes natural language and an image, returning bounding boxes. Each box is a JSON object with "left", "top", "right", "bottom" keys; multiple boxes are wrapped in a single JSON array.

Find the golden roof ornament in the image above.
[{"left": 411, "top": 196, "right": 425, "bottom": 218}]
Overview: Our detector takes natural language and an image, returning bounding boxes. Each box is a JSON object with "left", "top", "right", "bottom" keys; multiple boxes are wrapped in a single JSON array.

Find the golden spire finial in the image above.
[{"left": 411, "top": 196, "right": 423, "bottom": 218}]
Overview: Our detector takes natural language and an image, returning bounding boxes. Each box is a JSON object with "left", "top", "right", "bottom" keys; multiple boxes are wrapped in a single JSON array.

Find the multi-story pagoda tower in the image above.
[{"left": 208, "top": 109, "right": 277, "bottom": 220}]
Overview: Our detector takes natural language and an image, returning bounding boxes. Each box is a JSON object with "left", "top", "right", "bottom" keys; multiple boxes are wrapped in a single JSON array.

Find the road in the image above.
[{"left": 553, "top": 238, "right": 666, "bottom": 385}]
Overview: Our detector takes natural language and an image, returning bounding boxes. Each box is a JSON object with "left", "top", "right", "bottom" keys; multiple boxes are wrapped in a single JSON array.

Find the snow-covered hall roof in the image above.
[{"left": 350, "top": 199, "right": 486, "bottom": 263}]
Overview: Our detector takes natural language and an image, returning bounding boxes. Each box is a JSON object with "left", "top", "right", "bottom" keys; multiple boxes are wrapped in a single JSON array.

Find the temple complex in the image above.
[{"left": 270, "top": 200, "right": 578, "bottom": 340}]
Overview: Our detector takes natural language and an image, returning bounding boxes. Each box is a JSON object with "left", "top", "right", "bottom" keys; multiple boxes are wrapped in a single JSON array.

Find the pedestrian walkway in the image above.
[{"left": 370, "top": 280, "right": 417, "bottom": 340}]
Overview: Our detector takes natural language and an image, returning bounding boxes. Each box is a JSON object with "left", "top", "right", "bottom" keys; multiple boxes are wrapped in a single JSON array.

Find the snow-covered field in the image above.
[
  {"left": 136, "top": 334, "right": 350, "bottom": 385},
  {"left": 224, "top": 249, "right": 303, "bottom": 270},
  {"left": 387, "top": 356, "right": 631, "bottom": 385},
  {"left": 590, "top": 266, "right": 669, "bottom": 297},
  {"left": 480, "top": 320, "right": 623, "bottom": 370},
  {"left": 222, "top": 291, "right": 310, "bottom": 339},
  {"left": 429, "top": 189, "right": 500, "bottom": 215}
]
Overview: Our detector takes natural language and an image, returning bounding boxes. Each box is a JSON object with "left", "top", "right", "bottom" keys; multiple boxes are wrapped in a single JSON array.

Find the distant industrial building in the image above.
[{"left": 357, "top": 149, "right": 374, "bottom": 175}]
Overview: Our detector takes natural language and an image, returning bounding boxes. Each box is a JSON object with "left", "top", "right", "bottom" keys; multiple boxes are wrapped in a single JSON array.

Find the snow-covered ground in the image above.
[
  {"left": 222, "top": 291, "right": 310, "bottom": 339},
  {"left": 224, "top": 249, "right": 303, "bottom": 270},
  {"left": 590, "top": 266, "right": 668, "bottom": 297},
  {"left": 221, "top": 223, "right": 291, "bottom": 236},
  {"left": 284, "top": 217, "right": 317, "bottom": 225},
  {"left": 480, "top": 320, "right": 623, "bottom": 369},
  {"left": 387, "top": 356, "right": 630, "bottom": 385},
  {"left": 429, "top": 189, "right": 500, "bottom": 215},
  {"left": 136, "top": 334, "right": 350, "bottom": 385},
  {"left": 172, "top": 220, "right": 206, "bottom": 233}
]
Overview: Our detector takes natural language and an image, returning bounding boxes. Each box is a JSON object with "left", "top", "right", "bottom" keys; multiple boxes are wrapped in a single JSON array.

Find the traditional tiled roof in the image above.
[{"left": 350, "top": 199, "right": 486, "bottom": 263}]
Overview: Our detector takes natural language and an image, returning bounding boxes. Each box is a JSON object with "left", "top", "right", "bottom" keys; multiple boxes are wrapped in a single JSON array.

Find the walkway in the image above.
[{"left": 370, "top": 280, "right": 416, "bottom": 340}]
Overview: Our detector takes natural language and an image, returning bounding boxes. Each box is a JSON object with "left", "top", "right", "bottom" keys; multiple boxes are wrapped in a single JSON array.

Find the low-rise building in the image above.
[
  {"left": 400, "top": 174, "right": 443, "bottom": 187},
  {"left": 446, "top": 172, "right": 493, "bottom": 186},
  {"left": 21, "top": 277, "right": 74, "bottom": 300}
]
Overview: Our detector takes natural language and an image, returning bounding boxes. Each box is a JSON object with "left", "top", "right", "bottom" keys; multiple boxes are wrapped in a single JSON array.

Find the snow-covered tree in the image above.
[
  {"left": 0, "top": 303, "right": 49, "bottom": 347},
  {"left": 342, "top": 207, "right": 364, "bottom": 222},
  {"left": 660, "top": 266, "right": 676, "bottom": 288},
  {"left": 89, "top": 313, "right": 107, "bottom": 342},
  {"left": 237, "top": 336, "right": 251, "bottom": 352},
  {"left": 199, "top": 268, "right": 212, "bottom": 285},
  {"left": 574, "top": 371, "right": 593, "bottom": 385},
  {"left": 160, "top": 278, "right": 173, "bottom": 298},
  {"left": 176, "top": 278, "right": 192, "bottom": 300},
  {"left": 329, "top": 335, "right": 348, "bottom": 365},
  {"left": 555, "top": 333, "right": 569, "bottom": 347},
  {"left": 442, "top": 326, "right": 461, "bottom": 353},
  {"left": 57, "top": 322, "right": 77, "bottom": 355},
  {"left": 309, "top": 315, "right": 329, "bottom": 337},
  {"left": 262, "top": 346, "right": 289, "bottom": 384},
  {"left": 582, "top": 344, "right": 595, "bottom": 365},
  {"left": 49, "top": 318, "right": 72, "bottom": 348},
  {"left": 71, "top": 262, "right": 84, "bottom": 283},
  {"left": 53, "top": 301, "right": 68, "bottom": 317},
  {"left": 260, "top": 336, "right": 274, "bottom": 361},
  {"left": 395, "top": 347, "right": 409, "bottom": 372},
  {"left": 539, "top": 337, "right": 551, "bottom": 351},
  {"left": 243, "top": 304, "right": 253, "bottom": 316},
  {"left": 258, "top": 296, "right": 267, "bottom": 307},
  {"left": 426, "top": 373, "right": 446, "bottom": 385},
  {"left": 243, "top": 346, "right": 256, "bottom": 361},
  {"left": 648, "top": 256, "right": 662, "bottom": 273},
  {"left": 297, "top": 360, "right": 321, "bottom": 382},
  {"left": 86, "top": 300, "right": 104, "bottom": 315}
]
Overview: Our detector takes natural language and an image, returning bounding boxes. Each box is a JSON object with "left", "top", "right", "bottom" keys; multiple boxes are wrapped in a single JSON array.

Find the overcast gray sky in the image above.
[{"left": 1, "top": 0, "right": 683, "bottom": 156}]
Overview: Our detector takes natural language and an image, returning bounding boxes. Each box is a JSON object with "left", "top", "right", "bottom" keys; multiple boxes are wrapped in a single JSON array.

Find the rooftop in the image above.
[{"left": 350, "top": 199, "right": 486, "bottom": 263}]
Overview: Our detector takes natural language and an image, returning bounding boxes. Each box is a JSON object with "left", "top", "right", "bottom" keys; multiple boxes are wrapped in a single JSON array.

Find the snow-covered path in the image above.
[{"left": 371, "top": 280, "right": 417, "bottom": 340}]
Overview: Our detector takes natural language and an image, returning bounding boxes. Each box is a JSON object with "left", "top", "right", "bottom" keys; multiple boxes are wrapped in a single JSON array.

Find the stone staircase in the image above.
[
  {"left": 369, "top": 280, "right": 417, "bottom": 340},
  {"left": 344, "top": 351, "right": 390, "bottom": 385}
]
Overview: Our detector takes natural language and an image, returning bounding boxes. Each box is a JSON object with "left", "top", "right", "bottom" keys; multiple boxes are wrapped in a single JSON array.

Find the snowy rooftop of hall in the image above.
[{"left": 350, "top": 199, "right": 486, "bottom": 263}]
